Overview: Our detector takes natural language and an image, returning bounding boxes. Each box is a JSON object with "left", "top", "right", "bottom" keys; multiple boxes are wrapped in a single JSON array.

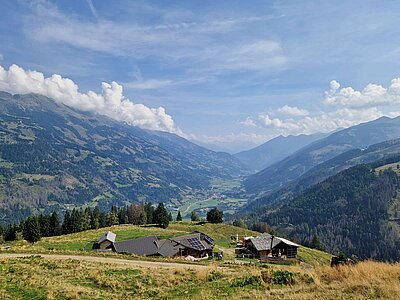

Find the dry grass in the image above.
[{"left": 0, "top": 256, "right": 399, "bottom": 299}]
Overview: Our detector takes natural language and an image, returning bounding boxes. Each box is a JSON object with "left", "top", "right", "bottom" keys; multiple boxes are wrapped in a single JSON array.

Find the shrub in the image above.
[
  {"left": 271, "top": 270, "right": 296, "bottom": 285},
  {"left": 231, "top": 275, "right": 262, "bottom": 287}
]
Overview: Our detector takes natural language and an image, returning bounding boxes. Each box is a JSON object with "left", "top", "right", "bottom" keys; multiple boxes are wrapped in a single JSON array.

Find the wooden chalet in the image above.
[{"left": 244, "top": 233, "right": 300, "bottom": 260}]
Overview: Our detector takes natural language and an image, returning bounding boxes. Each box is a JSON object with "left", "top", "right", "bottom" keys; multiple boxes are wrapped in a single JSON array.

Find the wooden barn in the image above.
[
  {"left": 97, "top": 231, "right": 116, "bottom": 250},
  {"left": 96, "top": 231, "right": 214, "bottom": 258},
  {"left": 244, "top": 233, "right": 300, "bottom": 260}
]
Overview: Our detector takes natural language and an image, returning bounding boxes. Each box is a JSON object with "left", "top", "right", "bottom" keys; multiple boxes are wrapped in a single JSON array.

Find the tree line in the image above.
[{"left": 0, "top": 202, "right": 171, "bottom": 244}]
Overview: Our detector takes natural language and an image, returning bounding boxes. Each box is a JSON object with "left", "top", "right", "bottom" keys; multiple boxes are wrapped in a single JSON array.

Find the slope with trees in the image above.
[
  {"left": 0, "top": 91, "right": 247, "bottom": 223},
  {"left": 245, "top": 116, "right": 400, "bottom": 196},
  {"left": 257, "top": 163, "right": 400, "bottom": 261}
]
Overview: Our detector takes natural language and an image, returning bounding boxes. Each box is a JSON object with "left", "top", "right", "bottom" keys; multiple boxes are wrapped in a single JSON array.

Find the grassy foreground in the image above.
[{"left": 0, "top": 256, "right": 399, "bottom": 299}]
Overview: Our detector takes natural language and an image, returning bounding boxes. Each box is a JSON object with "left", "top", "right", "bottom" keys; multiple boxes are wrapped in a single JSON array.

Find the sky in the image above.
[{"left": 1, "top": 0, "right": 400, "bottom": 152}]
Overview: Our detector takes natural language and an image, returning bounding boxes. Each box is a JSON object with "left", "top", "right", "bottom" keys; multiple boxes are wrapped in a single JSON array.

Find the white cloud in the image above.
[
  {"left": 278, "top": 105, "right": 309, "bottom": 116},
  {"left": 324, "top": 78, "right": 400, "bottom": 107},
  {"left": 0, "top": 64, "right": 180, "bottom": 134},
  {"left": 124, "top": 79, "right": 173, "bottom": 90},
  {"left": 244, "top": 107, "right": 384, "bottom": 135},
  {"left": 26, "top": 2, "right": 287, "bottom": 74}
]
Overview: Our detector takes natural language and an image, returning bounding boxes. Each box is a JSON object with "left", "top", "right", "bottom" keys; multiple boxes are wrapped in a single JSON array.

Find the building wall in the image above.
[{"left": 99, "top": 240, "right": 112, "bottom": 250}]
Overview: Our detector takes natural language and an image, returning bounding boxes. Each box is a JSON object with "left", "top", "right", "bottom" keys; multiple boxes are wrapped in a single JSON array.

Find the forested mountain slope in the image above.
[
  {"left": 245, "top": 138, "right": 400, "bottom": 210},
  {"left": 258, "top": 163, "right": 400, "bottom": 261},
  {"left": 0, "top": 91, "right": 247, "bottom": 223},
  {"left": 235, "top": 133, "right": 326, "bottom": 172},
  {"left": 245, "top": 116, "right": 400, "bottom": 196}
]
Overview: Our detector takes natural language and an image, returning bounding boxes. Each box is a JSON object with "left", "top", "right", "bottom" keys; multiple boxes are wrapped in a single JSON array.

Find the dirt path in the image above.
[{"left": 0, "top": 253, "right": 211, "bottom": 270}]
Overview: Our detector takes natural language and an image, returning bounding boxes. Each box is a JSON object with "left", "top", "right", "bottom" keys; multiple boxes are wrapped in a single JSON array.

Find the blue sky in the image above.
[{"left": 1, "top": 0, "right": 400, "bottom": 152}]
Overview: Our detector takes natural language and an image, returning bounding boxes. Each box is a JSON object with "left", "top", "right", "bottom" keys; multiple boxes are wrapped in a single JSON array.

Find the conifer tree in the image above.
[
  {"left": 154, "top": 203, "right": 170, "bottom": 229},
  {"left": 144, "top": 202, "right": 154, "bottom": 224},
  {"left": 22, "top": 216, "right": 41, "bottom": 244},
  {"left": 91, "top": 207, "right": 101, "bottom": 229},
  {"left": 176, "top": 210, "right": 182, "bottom": 221},
  {"left": 49, "top": 212, "right": 61, "bottom": 236},
  {"left": 62, "top": 211, "right": 73, "bottom": 234},
  {"left": 38, "top": 214, "right": 50, "bottom": 237}
]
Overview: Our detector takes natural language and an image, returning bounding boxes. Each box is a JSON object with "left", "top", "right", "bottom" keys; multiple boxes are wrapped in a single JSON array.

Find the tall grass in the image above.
[{"left": 0, "top": 256, "right": 399, "bottom": 299}]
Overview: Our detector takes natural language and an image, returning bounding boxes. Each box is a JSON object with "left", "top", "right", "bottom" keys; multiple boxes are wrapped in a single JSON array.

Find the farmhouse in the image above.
[
  {"left": 96, "top": 231, "right": 214, "bottom": 258},
  {"left": 243, "top": 233, "right": 300, "bottom": 260}
]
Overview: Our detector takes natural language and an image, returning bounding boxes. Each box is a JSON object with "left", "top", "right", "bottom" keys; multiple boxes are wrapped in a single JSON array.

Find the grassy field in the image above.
[
  {"left": 3, "top": 222, "right": 258, "bottom": 254},
  {"left": 2, "top": 222, "right": 399, "bottom": 299},
  {"left": 0, "top": 256, "right": 399, "bottom": 299},
  {"left": 375, "top": 161, "right": 400, "bottom": 175}
]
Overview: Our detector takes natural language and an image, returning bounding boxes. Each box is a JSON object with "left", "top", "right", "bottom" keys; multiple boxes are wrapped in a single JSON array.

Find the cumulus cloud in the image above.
[
  {"left": 324, "top": 78, "right": 400, "bottom": 107},
  {"left": 244, "top": 107, "right": 384, "bottom": 135},
  {"left": 0, "top": 64, "right": 180, "bottom": 133},
  {"left": 278, "top": 105, "right": 309, "bottom": 116}
]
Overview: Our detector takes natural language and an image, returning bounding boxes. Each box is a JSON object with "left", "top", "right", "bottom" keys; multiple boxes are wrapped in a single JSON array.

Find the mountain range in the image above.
[
  {"left": 244, "top": 116, "right": 400, "bottom": 197},
  {"left": 0, "top": 91, "right": 247, "bottom": 223},
  {"left": 234, "top": 133, "right": 327, "bottom": 172}
]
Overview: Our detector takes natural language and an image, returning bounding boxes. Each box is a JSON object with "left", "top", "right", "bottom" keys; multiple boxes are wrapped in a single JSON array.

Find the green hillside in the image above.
[
  {"left": 4, "top": 222, "right": 258, "bottom": 253},
  {"left": 245, "top": 139, "right": 400, "bottom": 211},
  {"left": 0, "top": 92, "right": 247, "bottom": 224},
  {"left": 257, "top": 163, "right": 400, "bottom": 261}
]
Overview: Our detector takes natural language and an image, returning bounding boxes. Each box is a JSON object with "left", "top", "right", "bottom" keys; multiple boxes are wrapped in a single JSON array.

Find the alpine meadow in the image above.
[{"left": 0, "top": 1, "right": 400, "bottom": 299}]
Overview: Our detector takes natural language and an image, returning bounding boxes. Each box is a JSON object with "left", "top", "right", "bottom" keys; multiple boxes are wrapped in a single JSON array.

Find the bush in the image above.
[
  {"left": 231, "top": 275, "right": 262, "bottom": 287},
  {"left": 271, "top": 270, "right": 295, "bottom": 285}
]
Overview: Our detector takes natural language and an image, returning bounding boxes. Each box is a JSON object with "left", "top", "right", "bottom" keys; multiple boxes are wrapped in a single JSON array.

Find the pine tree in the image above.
[
  {"left": 106, "top": 211, "right": 119, "bottom": 226},
  {"left": 144, "top": 202, "right": 154, "bottom": 224},
  {"left": 38, "top": 214, "right": 50, "bottom": 237},
  {"left": 176, "top": 211, "right": 182, "bottom": 221},
  {"left": 91, "top": 207, "right": 101, "bottom": 229},
  {"left": 22, "top": 216, "right": 41, "bottom": 244},
  {"left": 154, "top": 203, "right": 170, "bottom": 229},
  {"left": 0, "top": 225, "right": 3, "bottom": 243},
  {"left": 168, "top": 212, "right": 173, "bottom": 222},
  {"left": 62, "top": 210, "right": 73, "bottom": 234},
  {"left": 4, "top": 224, "right": 17, "bottom": 241},
  {"left": 49, "top": 212, "right": 61, "bottom": 236}
]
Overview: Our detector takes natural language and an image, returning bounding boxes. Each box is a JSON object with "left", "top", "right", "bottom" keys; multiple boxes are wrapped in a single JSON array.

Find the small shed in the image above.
[{"left": 97, "top": 231, "right": 116, "bottom": 250}]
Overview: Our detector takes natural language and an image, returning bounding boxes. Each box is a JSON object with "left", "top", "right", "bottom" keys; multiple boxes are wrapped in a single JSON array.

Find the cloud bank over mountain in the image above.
[
  {"left": 241, "top": 79, "right": 400, "bottom": 137},
  {"left": 0, "top": 64, "right": 179, "bottom": 134}
]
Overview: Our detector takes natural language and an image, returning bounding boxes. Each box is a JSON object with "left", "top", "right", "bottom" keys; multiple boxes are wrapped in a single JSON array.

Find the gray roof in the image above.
[
  {"left": 170, "top": 232, "right": 213, "bottom": 251},
  {"left": 109, "top": 231, "right": 214, "bottom": 257},
  {"left": 250, "top": 234, "right": 300, "bottom": 251},
  {"left": 98, "top": 231, "right": 116, "bottom": 244},
  {"left": 156, "top": 239, "right": 182, "bottom": 257},
  {"left": 250, "top": 237, "right": 281, "bottom": 251},
  {"left": 112, "top": 236, "right": 159, "bottom": 256}
]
